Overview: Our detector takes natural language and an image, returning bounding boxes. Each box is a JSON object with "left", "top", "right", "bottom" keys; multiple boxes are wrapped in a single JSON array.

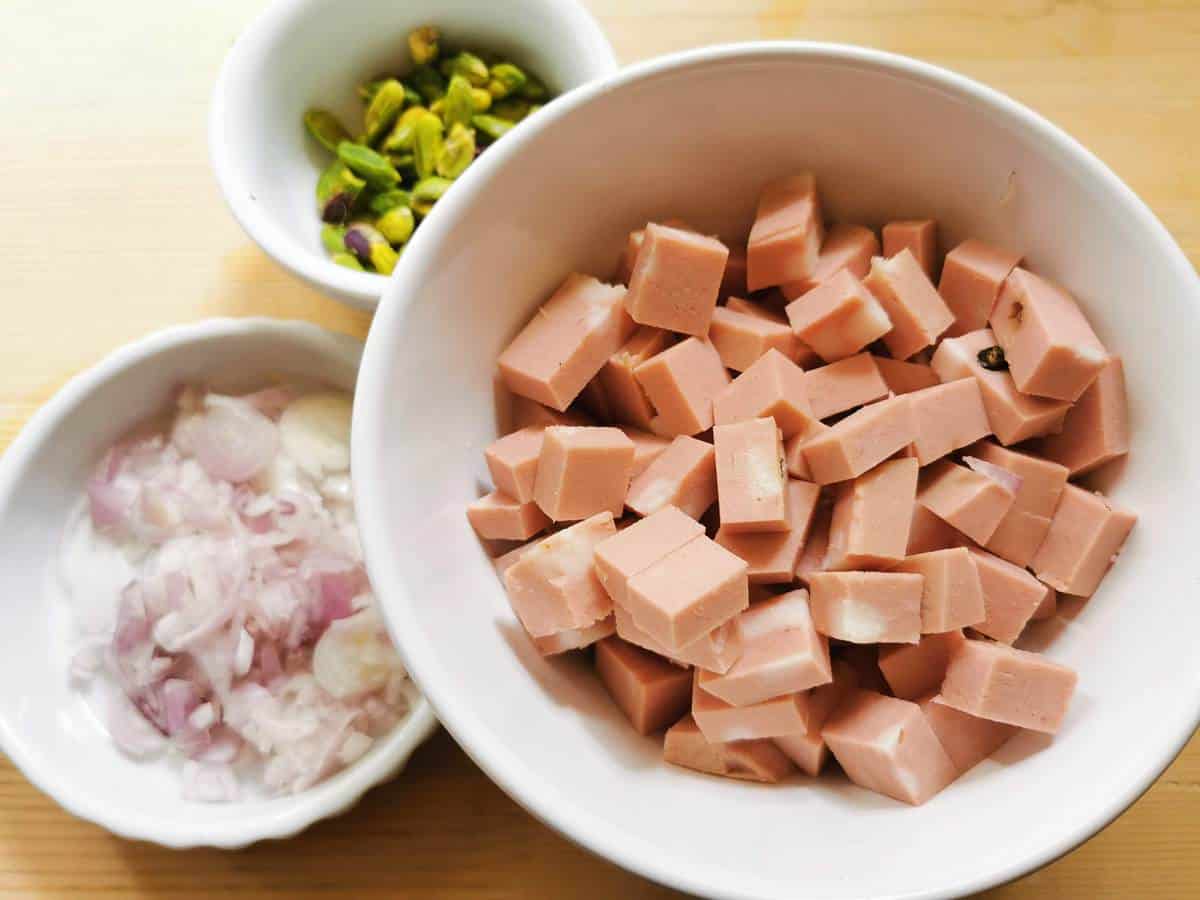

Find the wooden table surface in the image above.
[{"left": 1, "top": 1, "right": 1197, "bottom": 896}]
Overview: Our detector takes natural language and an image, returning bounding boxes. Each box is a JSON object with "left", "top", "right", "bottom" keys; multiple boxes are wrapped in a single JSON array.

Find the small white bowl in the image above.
[
  {"left": 0, "top": 318, "right": 437, "bottom": 848},
  {"left": 209, "top": 0, "right": 618, "bottom": 311},
  {"left": 354, "top": 43, "right": 1200, "bottom": 899}
]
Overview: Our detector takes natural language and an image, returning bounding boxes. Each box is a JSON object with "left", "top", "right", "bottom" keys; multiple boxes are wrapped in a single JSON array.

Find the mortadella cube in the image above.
[
  {"left": 467, "top": 490, "right": 552, "bottom": 541},
  {"left": 785, "top": 269, "right": 893, "bottom": 363},
  {"left": 692, "top": 671, "right": 814, "bottom": 742},
  {"left": 1038, "top": 355, "right": 1130, "bottom": 476},
  {"left": 863, "top": 249, "right": 955, "bottom": 359},
  {"left": 794, "top": 493, "right": 833, "bottom": 583},
  {"left": 802, "top": 395, "right": 918, "bottom": 485},
  {"left": 906, "top": 503, "right": 966, "bottom": 555},
  {"left": 938, "top": 239, "right": 1022, "bottom": 337},
  {"left": 532, "top": 615, "right": 616, "bottom": 656},
  {"left": 612, "top": 603, "right": 744, "bottom": 675},
  {"left": 615, "top": 228, "right": 645, "bottom": 286},
  {"left": 939, "top": 640, "right": 1077, "bottom": 734},
  {"left": 930, "top": 329, "right": 1071, "bottom": 445},
  {"left": 498, "top": 273, "right": 635, "bottom": 411},
  {"left": 804, "top": 353, "right": 889, "bottom": 420},
  {"left": 822, "top": 690, "right": 957, "bottom": 805},
  {"left": 594, "top": 505, "right": 705, "bottom": 608},
  {"left": 1031, "top": 485, "right": 1137, "bottom": 597},
  {"left": 625, "top": 435, "right": 718, "bottom": 520},
  {"left": 808, "top": 571, "right": 924, "bottom": 644},
  {"left": 713, "top": 349, "right": 819, "bottom": 439},
  {"left": 990, "top": 268, "right": 1108, "bottom": 402},
  {"left": 696, "top": 589, "right": 832, "bottom": 707},
  {"left": 919, "top": 694, "right": 1017, "bottom": 774},
  {"left": 485, "top": 426, "right": 544, "bottom": 503},
  {"left": 599, "top": 326, "right": 672, "bottom": 430},
  {"left": 905, "top": 378, "right": 992, "bottom": 466},
  {"left": 917, "top": 459, "right": 1016, "bottom": 545},
  {"left": 635, "top": 337, "right": 731, "bottom": 437},
  {"left": 878, "top": 630, "right": 966, "bottom": 700},
  {"left": 725, "top": 297, "right": 818, "bottom": 367},
  {"left": 534, "top": 426, "right": 635, "bottom": 521},
  {"left": 717, "top": 479, "right": 821, "bottom": 584},
  {"left": 965, "top": 440, "right": 1068, "bottom": 567},
  {"left": 824, "top": 458, "right": 918, "bottom": 571},
  {"left": 509, "top": 394, "right": 593, "bottom": 430},
  {"left": 968, "top": 547, "right": 1054, "bottom": 644},
  {"left": 620, "top": 426, "right": 672, "bottom": 477},
  {"left": 626, "top": 223, "right": 730, "bottom": 335},
  {"left": 713, "top": 417, "right": 789, "bottom": 533},
  {"left": 873, "top": 355, "right": 941, "bottom": 396},
  {"left": 773, "top": 659, "right": 861, "bottom": 775},
  {"left": 882, "top": 219, "right": 938, "bottom": 277},
  {"left": 747, "top": 173, "right": 824, "bottom": 291},
  {"left": 891, "top": 548, "right": 985, "bottom": 634},
  {"left": 783, "top": 422, "right": 831, "bottom": 481},
  {"left": 663, "top": 715, "right": 794, "bottom": 783},
  {"left": 780, "top": 223, "right": 879, "bottom": 300},
  {"left": 709, "top": 305, "right": 797, "bottom": 372},
  {"left": 595, "top": 636, "right": 693, "bottom": 735}
]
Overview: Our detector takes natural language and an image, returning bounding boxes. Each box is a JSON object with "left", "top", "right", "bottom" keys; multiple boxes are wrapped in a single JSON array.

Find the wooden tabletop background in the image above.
[{"left": 1, "top": 1, "right": 1197, "bottom": 896}]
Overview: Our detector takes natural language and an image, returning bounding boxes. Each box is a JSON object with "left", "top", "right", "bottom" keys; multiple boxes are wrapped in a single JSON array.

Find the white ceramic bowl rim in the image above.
[
  {"left": 355, "top": 41, "right": 1200, "bottom": 899},
  {"left": 0, "top": 317, "right": 437, "bottom": 848},
  {"left": 207, "top": 0, "right": 618, "bottom": 309}
]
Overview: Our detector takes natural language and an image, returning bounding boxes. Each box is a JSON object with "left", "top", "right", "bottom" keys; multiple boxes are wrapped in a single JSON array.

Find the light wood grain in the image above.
[{"left": 0, "top": 1, "right": 1196, "bottom": 896}]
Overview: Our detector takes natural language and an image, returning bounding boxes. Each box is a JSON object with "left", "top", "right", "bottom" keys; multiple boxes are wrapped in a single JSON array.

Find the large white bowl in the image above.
[
  {"left": 210, "top": 0, "right": 617, "bottom": 311},
  {"left": 354, "top": 44, "right": 1200, "bottom": 899},
  {"left": 0, "top": 318, "right": 437, "bottom": 848}
]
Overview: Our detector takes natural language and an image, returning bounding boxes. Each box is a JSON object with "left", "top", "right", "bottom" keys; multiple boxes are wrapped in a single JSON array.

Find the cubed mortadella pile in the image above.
[{"left": 467, "top": 173, "right": 1136, "bottom": 806}]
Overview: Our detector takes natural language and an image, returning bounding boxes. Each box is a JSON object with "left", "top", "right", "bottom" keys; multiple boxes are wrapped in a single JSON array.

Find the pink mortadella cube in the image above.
[
  {"left": 1038, "top": 355, "right": 1130, "bottom": 476},
  {"left": 783, "top": 422, "right": 831, "bottom": 481},
  {"left": 612, "top": 603, "right": 744, "bottom": 675},
  {"left": 966, "top": 440, "right": 1068, "bottom": 567},
  {"left": 940, "top": 640, "right": 1078, "bottom": 734},
  {"left": 493, "top": 540, "right": 537, "bottom": 578},
  {"left": 484, "top": 426, "right": 544, "bottom": 503},
  {"left": 873, "top": 355, "right": 941, "bottom": 396},
  {"left": 595, "top": 637, "right": 693, "bottom": 735},
  {"left": 905, "top": 377, "right": 992, "bottom": 466},
  {"left": 1032, "top": 589, "right": 1058, "bottom": 621},
  {"left": 863, "top": 249, "right": 955, "bottom": 360},
  {"left": 747, "top": 173, "right": 824, "bottom": 291},
  {"left": 878, "top": 630, "right": 966, "bottom": 700},
  {"left": 502, "top": 513, "right": 617, "bottom": 638},
  {"left": 697, "top": 589, "right": 833, "bottom": 707},
  {"left": 968, "top": 547, "right": 1054, "bottom": 644},
  {"left": 804, "top": 353, "right": 889, "bottom": 420},
  {"left": 692, "top": 671, "right": 814, "bottom": 742},
  {"left": 635, "top": 337, "right": 731, "bottom": 437},
  {"left": 794, "top": 494, "right": 833, "bottom": 583},
  {"left": 626, "top": 535, "right": 749, "bottom": 649},
  {"left": 533, "top": 426, "right": 635, "bottom": 522},
  {"left": 626, "top": 223, "right": 730, "bottom": 335},
  {"left": 599, "top": 326, "right": 671, "bottom": 430},
  {"left": 717, "top": 480, "right": 821, "bottom": 584},
  {"left": 931, "top": 329, "right": 1071, "bottom": 445},
  {"left": 990, "top": 268, "right": 1109, "bottom": 402},
  {"left": 891, "top": 548, "right": 985, "bottom": 634},
  {"left": 577, "top": 375, "right": 611, "bottom": 422},
  {"left": 802, "top": 395, "right": 918, "bottom": 485},
  {"left": 712, "top": 349, "right": 819, "bottom": 439},
  {"left": 615, "top": 228, "right": 645, "bottom": 286},
  {"left": 498, "top": 273, "right": 635, "bottom": 412},
  {"left": 808, "top": 571, "right": 924, "bottom": 644},
  {"left": 725, "top": 297, "right": 818, "bottom": 367},
  {"left": 919, "top": 694, "right": 1017, "bottom": 774},
  {"left": 780, "top": 223, "right": 880, "bottom": 300},
  {"left": 663, "top": 715, "right": 794, "bottom": 783},
  {"left": 594, "top": 505, "right": 705, "bottom": 608},
  {"left": 509, "top": 394, "right": 593, "bottom": 431},
  {"left": 785, "top": 269, "right": 893, "bottom": 363},
  {"left": 882, "top": 219, "right": 938, "bottom": 277},
  {"left": 917, "top": 459, "right": 1016, "bottom": 545},
  {"left": 467, "top": 490, "right": 551, "bottom": 541},
  {"left": 773, "top": 659, "right": 861, "bottom": 775},
  {"left": 625, "top": 435, "right": 717, "bottom": 520},
  {"left": 713, "top": 418, "right": 789, "bottom": 533},
  {"left": 709, "top": 305, "right": 796, "bottom": 373},
  {"left": 822, "top": 690, "right": 957, "bottom": 805},
  {"left": 1031, "top": 485, "right": 1137, "bottom": 597},
  {"left": 621, "top": 426, "right": 672, "bottom": 477},
  {"left": 532, "top": 615, "right": 616, "bottom": 656},
  {"left": 906, "top": 503, "right": 966, "bottom": 555},
  {"left": 938, "top": 239, "right": 1022, "bottom": 337},
  {"left": 824, "top": 458, "right": 918, "bottom": 571}
]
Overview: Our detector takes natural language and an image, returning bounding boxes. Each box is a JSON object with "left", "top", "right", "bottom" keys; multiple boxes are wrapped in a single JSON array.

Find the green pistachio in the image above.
[
  {"left": 439, "top": 51, "right": 489, "bottom": 87},
  {"left": 383, "top": 105, "right": 428, "bottom": 152},
  {"left": 402, "top": 83, "right": 422, "bottom": 107},
  {"left": 369, "top": 189, "right": 412, "bottom": 215},
  {"left": 377, "top": 206, "right": 416, "bottom": 245},
  {"left": 344, "top": 222, "right": 399, "bottom": 274},
  {"left": 442, "top": 75, "right": 475, "bottom": 129},
  {"left": 321, "top": 224, "right": 348, "bottom": 254},
  {"left": 316, "top": 160, "right": 366, "bottom": 223},
  {"left": 519, "top": 72, "right": 548, "bottom": 100},
  {"left": 336, "top": 141, "right": 400, "bottom": 189},
  {"left": 470, "top": 88, "right": 492, "bottom": 112},
  {"left": 363, "top": 79, "right": 408, "bottom": 145},
  {"left": 472, "top": 114, "right": 514, "bottom": 142},
  {"left": 357, "top": 79, "right": 385, "bottom": 104},
  {"left": 407, "top": 25, "right": 440, "bottom": 65},
  {"left": 412, "top": 112, "right": 444, "bottom": 180},
  {"left": 436, "top": 123, "right": 475, "bottom": 179},
  {"left": 332, "top": 251, "right": 365, "bottom": 271},
  {"left": 408, "top": 64, "right": 447, "bottom": 103},
  {"left": 429, "top": 98, "right": 445, "bottom": 116},
  {"left": 411, "top": 176, "right": 453, "bottom": 216},
  {"left": 487, "top": 62, "right": 527, "bottom": 99},
  {"left": 490, "top": 98, "right": 532, "bottom": 122},
  {"left": 303, "top": 109, "right": 351, "bottom": 153}
]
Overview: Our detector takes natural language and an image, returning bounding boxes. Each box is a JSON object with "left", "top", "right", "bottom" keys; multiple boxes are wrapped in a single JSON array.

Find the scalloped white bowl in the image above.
[
  {"left": 354, "top": 43, "right": 1200, "bottom": 899},
  {"left": 0, "top": 318, "right": 436, "bottom": 848}
]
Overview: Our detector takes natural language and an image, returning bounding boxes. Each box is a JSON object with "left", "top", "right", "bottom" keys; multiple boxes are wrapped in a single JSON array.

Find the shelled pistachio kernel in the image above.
[
  {"left": 378, "top": 206, "right": 416, "bottom": 245},
  {"left": 408, "top": 25, "right": 440, "bottom": 65},
  {"left": 412, "top": 112, "right": 445, "bottom": 180},
  {"left": 364, "top": 79, "right": 408, "bottom": 145},
  {"left": 437, "top": 123, "right": 475, "bottom": 178},
  {"left": 440, "top": 51, "right": 489, "bottom": 87},
  {"left": 336, "top": 141, "right": 401, "bottom": 189},
  {"left": 332, "top": 251, "right": 364, "bottom": 271},
  {"left": 304, "top": 109, "right": 351, "bottom": 152},
  {"left": 411, "top": 176, "right": 452, "bottom": 216},
  {"left": 442, "top": 75, "right": 475, "bottom": 129},
  {"left": 316, "top": 160, "right": 365, "bottom": 223},
  {"left": 487, "top": 63, "right": 527, "bottom": 99},
  {"left": 383, "top": 105, "right": 429, "bottom": 152},
  {"left": 321, "top": 224, "right": 348, "bottom": 254},
  {"left": 344, "top": 222, "right": 399, "bottom": 274},
  {"left": 369, "top": 190, "right": 412, "bottom": 215}
]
